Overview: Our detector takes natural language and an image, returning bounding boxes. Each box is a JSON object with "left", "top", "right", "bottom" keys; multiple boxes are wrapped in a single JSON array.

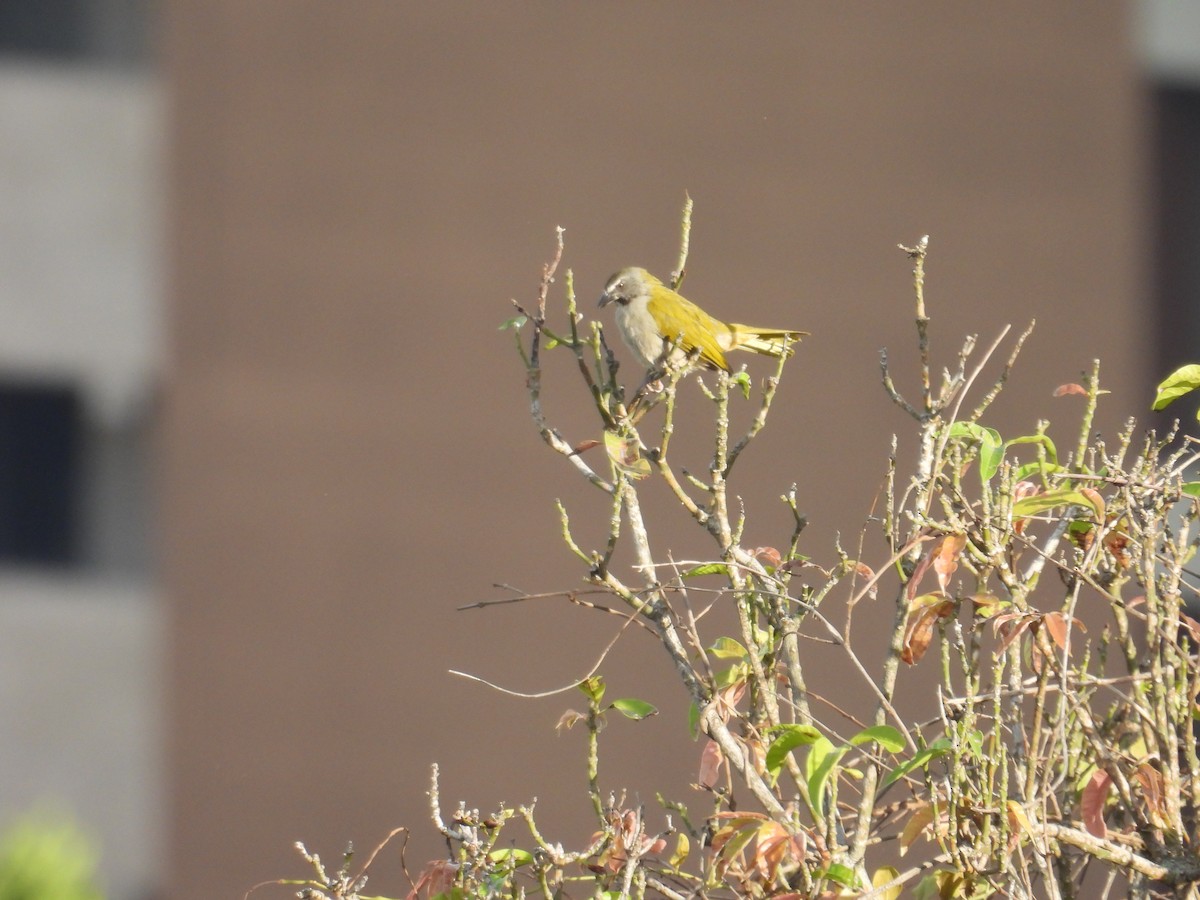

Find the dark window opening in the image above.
[
  {"left": 0, "top": 0, "right": 154, "bottom": 65},
  {"left": 1152, "top": 85, "right": 1200, "bottom": 379},
  {"left": 0, "top": 383, "right": 83, "bottom": 565}
]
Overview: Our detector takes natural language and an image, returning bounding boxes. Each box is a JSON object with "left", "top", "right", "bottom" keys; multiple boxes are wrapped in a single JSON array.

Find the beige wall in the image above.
[{"left": 163, "top": 4, "right": 1145, "bottom": 896}]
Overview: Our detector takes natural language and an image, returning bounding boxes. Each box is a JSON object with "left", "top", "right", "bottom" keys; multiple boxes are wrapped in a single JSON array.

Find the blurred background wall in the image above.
[{"left": 4, "top": 2, "right": 1200, "bottom": 898}]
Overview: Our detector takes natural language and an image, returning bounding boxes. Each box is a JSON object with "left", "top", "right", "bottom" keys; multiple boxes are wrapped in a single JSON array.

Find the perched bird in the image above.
[{"left": 598, "top": 267, "right": 807, "bottom": 373}]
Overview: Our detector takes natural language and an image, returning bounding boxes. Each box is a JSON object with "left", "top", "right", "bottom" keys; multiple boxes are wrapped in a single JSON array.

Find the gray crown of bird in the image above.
[{"left": 598, "top": 267, "right": 807, "bottom": 373}]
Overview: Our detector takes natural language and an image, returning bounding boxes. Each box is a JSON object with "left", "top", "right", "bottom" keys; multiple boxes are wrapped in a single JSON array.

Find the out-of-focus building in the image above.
[
  {"left": 8, "top": 3, "right": 1200, "bottom": 899},
  {"left": 0, "top": 2, "right": 162, "bottom": 899}
]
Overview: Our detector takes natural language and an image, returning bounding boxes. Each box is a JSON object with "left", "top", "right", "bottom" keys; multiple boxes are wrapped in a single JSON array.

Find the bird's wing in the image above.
[{"left": 648, "top": 290, "right": 730, "bottom": 371}]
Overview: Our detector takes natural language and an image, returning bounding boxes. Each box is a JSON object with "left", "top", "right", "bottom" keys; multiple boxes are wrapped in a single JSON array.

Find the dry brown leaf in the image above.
[
  {"left": 555, "top": 709, "right": 586, "bottom": 733},
  {"left": 902, "top": 596, "right": 955, "bottom": 665}
]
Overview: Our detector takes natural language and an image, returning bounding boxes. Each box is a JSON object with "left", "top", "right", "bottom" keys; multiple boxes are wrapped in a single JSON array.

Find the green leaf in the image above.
[
  {"left": 717, "top": 822, "right": 757, "bottom": 863},
  {"left": 948, "top": 422, "right": 982, "bottom": 440},
  {"left": 881, "top": 737, "right": 953, "bottom": 789},
  {"left": 948, "top": 423, "right": 997, "bottom": 479},
  {"left": 765, "top": 724, "right": 823, "bottom": 772},
  {"left": 688, "top": 702, "right": 701, "bottom": 739},
  {"left": 1153, "top": 364, "right": 1200, "bottom": 410},
  {"left": 488, "top": 848, "right": 534, "bottom": 866},
  {"left": 948, "top": 422, "right": 1005, "bottom": 481},
  {"left": 729, "top": 370, "right": 752, "bottom": 400},
  {"left": 964, "top": 728, "right": 984, "bottom": 756},
  {"left": 578, "top": 676, "right": 605, "bottom": 704},
  {"left": 1012, "top": 460, "right": 1065, "bottom": 483},
  {"left": 850, "top": 724, "right": 906, "bottom": 753},
  {"left": 978, "top": 432, "right": 1004, "bottom": 480},
  {"left": 498, "top": 315, "right": 528, "bottom": 331},
  {"left": 709, "top": 637, "right": 748, "bottom": 660},
  {"left": 683, "top": 562, "right": 730, "bottom": 578},
  {"left": 609, "top": 698, "right": 658, "bottom": 720},
  {"left": 541, "top": 328, "right": 573, "bottom": 350},
  {"left": 713, "top": 663, "right": 748, "bottom": 689},
  {"left": 1005, "top": 433, "right": 1058, "bottom": 466},
  {"left": 823, "top": 862, "right": 861, "bottom": 888},
  {"left": 1183, "top": 483, "right": 1200, "bottom": 498},
  {"left": 1012, "top": 488, "right": 1102, "bottom": 520},
  {"left": 806, "top": 736, "right": 848, "bottom": 816}
]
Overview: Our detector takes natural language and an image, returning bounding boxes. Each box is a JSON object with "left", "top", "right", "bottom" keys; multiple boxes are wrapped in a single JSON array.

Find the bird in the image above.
[{"left": 597, "top": 267, "right": 807, "bottom": 374}]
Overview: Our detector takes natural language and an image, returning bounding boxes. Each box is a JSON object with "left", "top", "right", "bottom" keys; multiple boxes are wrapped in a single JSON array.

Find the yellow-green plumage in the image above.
[
  {"left": 645, "top": 286, "right": 732, "bottom": 370},
  {"left": 598, "top": 267, "right": 806, "bottom": 373}
]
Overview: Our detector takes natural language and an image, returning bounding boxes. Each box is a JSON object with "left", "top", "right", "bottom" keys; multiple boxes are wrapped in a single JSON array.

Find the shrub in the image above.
[{"left": 270, "top": 209, "right": 1200, "bottom": 899}]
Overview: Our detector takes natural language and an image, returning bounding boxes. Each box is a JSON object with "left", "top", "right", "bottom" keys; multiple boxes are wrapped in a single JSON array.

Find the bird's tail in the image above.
[{"left": 725, "top": 324, "right": 809, "bottom": 359}]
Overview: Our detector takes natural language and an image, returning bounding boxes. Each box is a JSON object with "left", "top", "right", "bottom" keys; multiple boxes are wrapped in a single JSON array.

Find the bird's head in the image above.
[{"left": 598, "top": 267, "right": 660, "bottom": 308}]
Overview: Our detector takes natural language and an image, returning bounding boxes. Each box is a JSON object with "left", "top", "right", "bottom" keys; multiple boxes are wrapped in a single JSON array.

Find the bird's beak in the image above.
[{"left": 597, "top": 291, "right": 613, "bottom": 309}]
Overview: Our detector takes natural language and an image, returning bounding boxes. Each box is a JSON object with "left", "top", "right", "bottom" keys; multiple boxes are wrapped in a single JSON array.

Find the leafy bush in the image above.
[{"left": 268, "top": 210, "right": 1200, "bottom": 899}]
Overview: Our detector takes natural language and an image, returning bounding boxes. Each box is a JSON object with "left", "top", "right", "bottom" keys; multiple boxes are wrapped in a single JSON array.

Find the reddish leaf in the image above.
[
  {"left": 1182, "top": 614, "right": 1200, "bottom": 644},
  {"left": 1103, "top": 529, "right": 1132, "bottom": 569},
  {"left": 906, "top": 548, "right": 935, "bottom": 601},
  {"left": 714, "top": 680, "right": 748, "bottom": 722},
  {"left": 596, "top": 809, "right": 667, "bottom": 872},
  {"left": 406, "top": 859, "right": 458, "bottom": 900},
  {"left": 1012, "top": 482, "right": 1041, "bottom": 532},
  {"left": 933, "top": 534, "right": 966, "bottom": 594},
  {"left": 1082, "top": 769, "right": 1111, "bottom": 838},
  {"left": 902, "top": 595, "right": 955, "bottom": 665},
  {"left": 1070, "top": 523, "right": 1095, "bottom": 552},
  {"left": 698, "top": 739, "right": 724, "bottom": 789},
  {"left": 993, "top": 613, "right": 1033, "bottom": 654},
  {"left": 570, "top": 439, "right": 601, "bottom": 455},
  {"left": 709, "top": 812, "right": 767, "bottom": 874},
  {"left": 1054, "top": 383, "right": 1088, "bottom": 397},
  {"left": 899, "top": 803, "right": 936, "bottom": 856},
  {"left": 746, "top": 735, "right": 768, "bottom": 776},
  {"left": 855, "top": 561, "right": 879, "bottom": 600},
  {"left": 1040, "top": 611, "right": 1085, "bottom": 653},
  {"left": 778, "top": 558, "right": 810, "bottom": 575},
  {"left": 1079, "top": 487, "right": 1106, "bottom": 522},
  {"left": 970, "top": 593, "right": 1011, "bottom": 620},
  {"left": 1012, "top": 481, "right": 1040, "bottom": 499},
  {"left": 1135, "top": 763, "right": 1167, "bottom": 826},
  {"left": 1012, "top": 481, "right": 1039, "bottom": 534},
  {"left": 1006, "top": 801, "right": 1033, "bottom": 853},
  {"left": 752, "top": 547, "right": 782, "bottom": 569},
  {"left": 752, "top": 821, "right": 791, "bottom": 882}
]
